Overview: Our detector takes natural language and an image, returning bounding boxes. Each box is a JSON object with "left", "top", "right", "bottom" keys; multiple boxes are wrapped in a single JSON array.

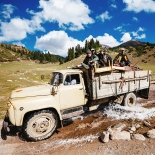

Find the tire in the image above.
[
  {"left": 23, "top": 110, "right": 58, "bottom": 141},
  {"left": 123, "top": 92, "right": 137, "bottom": 107}
]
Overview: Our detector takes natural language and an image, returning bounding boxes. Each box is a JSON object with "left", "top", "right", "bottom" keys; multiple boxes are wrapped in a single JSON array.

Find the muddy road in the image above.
[{"left": 1, "top": 84, "right": 155, "bottom": 155}]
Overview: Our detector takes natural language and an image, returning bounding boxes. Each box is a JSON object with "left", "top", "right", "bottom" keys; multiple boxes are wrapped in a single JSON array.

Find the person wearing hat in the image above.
[
  {"left": 113, "top": 48, "right": 130, "bottom": 67},
  {"left": 91, "top": 48, "right": 97, "bottom": 56},
  {"left": 82, "top": 49, "right": 99, "bottom": 69},
  {"left": 98, "top": 48, "right": 112, "bottom": 67}
]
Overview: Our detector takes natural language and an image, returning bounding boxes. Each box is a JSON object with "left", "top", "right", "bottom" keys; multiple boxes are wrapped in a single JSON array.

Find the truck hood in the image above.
[{"left": 10, "top": 84, "right": 52, "bottom": 99}]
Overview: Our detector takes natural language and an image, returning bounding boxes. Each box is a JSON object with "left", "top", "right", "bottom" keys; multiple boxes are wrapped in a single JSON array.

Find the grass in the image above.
[{"left": 0, "top": 61, "right": 61, "bottom": 119}]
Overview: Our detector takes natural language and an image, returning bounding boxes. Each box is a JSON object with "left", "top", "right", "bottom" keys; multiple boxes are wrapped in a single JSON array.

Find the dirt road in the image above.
[{"left": 1, "top": 84, "right": 155, "bottom": 155}]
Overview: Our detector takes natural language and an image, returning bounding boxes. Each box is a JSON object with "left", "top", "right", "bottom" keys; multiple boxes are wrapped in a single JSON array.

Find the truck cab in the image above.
[{"left": 51, "top": 69, "right": 87, "bottom": 110}]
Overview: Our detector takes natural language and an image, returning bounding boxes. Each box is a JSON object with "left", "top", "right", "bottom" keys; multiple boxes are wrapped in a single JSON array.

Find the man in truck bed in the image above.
[
  {"left": 113, "top": 48, "right": 130, "bottom": 67},
  {"left": 82, "top": 49, "right": 99, "bottom": 69}
]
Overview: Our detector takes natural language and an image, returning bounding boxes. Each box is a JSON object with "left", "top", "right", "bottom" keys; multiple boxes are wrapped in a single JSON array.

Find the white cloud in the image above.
[
  {"left": 120, "top": 32, "right": 132, "bottom": 42},
  {"left": 35, "top": 0, "right": 94, "bottom": 31},
  {"left": 0, "top": 0, "right": 94, "bottom": 42},
  {"left": 111, "top": 4, "right": 117, "bottom": 8},
  {"left": 0, "top": 4, "right": 16, "bottom": 19},
  {"left": 132, "top": 32, "right": 146, "bottom": 39},
  {"left": 132, "top": 16, "right": 138, "bottom": 21},
  {"left": 34, "top": 31, "right": 84, "bottom": 56},
  {"left": 114, "top": 23, "right": 130, "bottom": 33},
  {"left": 96, "top": 11, "right": 112, "bottom": 22},
  {"left": 12, "top": 41, "right": 25, "bottom": 47},
  {"left": 123, "top": 0, "right": 155, "bottom": 13},
  {"left": 35, "top": 31, "right": 122, "bottom": 56},
  {"left": 132, "top": 27, "right": 146, "bottom": 39},
  {"left": 0, "top": 18, "right": 44, "bottom": 42},
  {"left": 114, "top": 26, "right": 123, "bottom": 32},
  {"left": 85, "top": 33, "right": 120, "bottom": 47},
  {"left": 96, "top": 33, "right": 120, "bottom": 47},
  {"left": 138, "top": 27, "right": 144, "bottom": 31}
]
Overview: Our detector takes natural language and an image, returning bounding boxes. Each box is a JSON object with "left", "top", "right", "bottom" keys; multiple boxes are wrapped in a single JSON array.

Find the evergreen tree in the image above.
[
  {"left": 84, "top": 40, "right": 89, "bottom": 53},
  {"left": 67, "top": 47, "right": 75, "bottom": 61},
  {"left": 59, "top": 58, "right": 64, "bottom": 64}
]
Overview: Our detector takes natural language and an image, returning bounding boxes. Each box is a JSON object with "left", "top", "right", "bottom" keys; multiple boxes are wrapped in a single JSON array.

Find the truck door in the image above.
[{"left": 59, "top": 73, "right": 85, "bottom": 110}]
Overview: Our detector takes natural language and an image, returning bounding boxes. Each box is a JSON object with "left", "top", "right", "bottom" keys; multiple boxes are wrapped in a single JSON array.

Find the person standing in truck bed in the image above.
[
  {"left": 82, "top": 49, "right": 99, "bottom": 69},
  {"left": 113, "top": 48, "right": 130, "bottom": 67},
  {"left": 98, "top": 48, "right": 112, "bottom": 67}
]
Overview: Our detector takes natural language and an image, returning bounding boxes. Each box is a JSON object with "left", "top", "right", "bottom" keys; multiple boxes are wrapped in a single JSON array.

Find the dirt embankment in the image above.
[{"left": 1, "top": 84, "right": 155, "bottom": 155}]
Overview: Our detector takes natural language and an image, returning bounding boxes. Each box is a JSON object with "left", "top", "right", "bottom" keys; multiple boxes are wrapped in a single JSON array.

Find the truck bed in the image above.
[{"left": 82, "top": 67, "right": 151, "bottom": 101}]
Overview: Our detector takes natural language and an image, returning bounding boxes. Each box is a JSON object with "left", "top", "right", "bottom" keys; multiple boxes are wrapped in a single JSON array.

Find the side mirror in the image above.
[{"left": 51, "top": 86, "right": 57, "bottom": 95}]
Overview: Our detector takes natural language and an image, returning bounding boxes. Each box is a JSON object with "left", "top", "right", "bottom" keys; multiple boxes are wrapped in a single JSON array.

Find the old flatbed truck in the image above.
[{"left": 3, "top": 65, "right": 151, "bottom": 141}]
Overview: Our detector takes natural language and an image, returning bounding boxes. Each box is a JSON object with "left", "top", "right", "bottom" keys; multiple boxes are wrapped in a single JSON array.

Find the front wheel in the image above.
[
  {"left": 123, "top": 92, "right": 137, "bottom": 107},
  {"left": 23, "top": 110, "right": 58, "bottom": 141}
]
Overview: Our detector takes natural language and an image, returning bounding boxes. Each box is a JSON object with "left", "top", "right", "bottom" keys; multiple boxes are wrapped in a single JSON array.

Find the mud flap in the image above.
[
  {"left": 139, "top": 88, "right": 150, "bottom": 99},
  {"left": 2, "top": 115, "right": 19, "bottom": 138},
  {"left": 2, "top": 115, "right": 10, "bottom": 132}
]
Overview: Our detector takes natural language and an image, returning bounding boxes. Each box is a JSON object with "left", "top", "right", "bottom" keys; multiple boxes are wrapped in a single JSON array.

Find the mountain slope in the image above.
[
  {"left": 0, "top": 43, "right": 64, "bottom": 63},
  {"left": 119, "top": 40, "right": 146, "bottom": 47}
]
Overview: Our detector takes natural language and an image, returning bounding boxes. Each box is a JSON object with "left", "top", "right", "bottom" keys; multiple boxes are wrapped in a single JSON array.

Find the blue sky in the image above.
[{"left": 0, "top": 0, "right": 155, "bottom": 56}]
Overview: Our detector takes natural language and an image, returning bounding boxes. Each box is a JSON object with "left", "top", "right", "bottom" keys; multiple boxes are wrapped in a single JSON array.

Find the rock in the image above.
[
  {"left": 129, "top": 117, "right": 135, "bottom": 122},
  {"left": 76, "top": 123, "right": 90, "bottom": 130},
  {"left": 110, "top": 131, "right": 131, "bottom": 140},
  {"left": 90, "top": 121, "right": 102, "bottom": 128},
  {"left": 147, "top": 129, "right": 155, "bottom": 138},
  {"left": 129, "top": 130, "right": 134, "bottom": 134},
  {"left": 110, "top": 123, "right": 126, "bottom": 132},
  {"left": 132, "top": 134, "right": 146, "bottom": 141},
  {"left": 135, "top": 124, "right": 141, "bottom": 129},
  {"left": 100, "top": 131, "right": 109, "bottom": 143},
  {"left": 87, "top": 139, "right": 93, "bottom": 143},
  {"left": 130, "top": 126, "right": 136, "bottom": 132},
  {"left": 143, "top": 121, "right": 151, "bottom": 128}
]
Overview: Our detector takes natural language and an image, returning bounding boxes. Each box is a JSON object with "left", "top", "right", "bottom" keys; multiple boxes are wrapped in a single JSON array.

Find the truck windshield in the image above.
[{"left": 51, "top": 72, "right": 63, "bottom": 85}]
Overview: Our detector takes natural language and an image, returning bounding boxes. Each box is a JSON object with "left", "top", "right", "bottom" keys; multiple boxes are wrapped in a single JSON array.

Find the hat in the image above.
[
  {"left": 86, "top": 49, "right": 91, "bottom": 54},
  {"left": 120, "top": 48, "right": 125, "bottom": 51},
  {"left": 103, "top": 48, "right": 108, "bottom": 52},
  {"left": 91, "top": 48, "right": 95, "bottom": 51}
]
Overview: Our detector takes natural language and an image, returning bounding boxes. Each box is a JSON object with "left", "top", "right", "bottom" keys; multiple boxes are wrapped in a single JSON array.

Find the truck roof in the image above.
[{"left": 53, "top": 69, "right": 82, "bottom": 74}]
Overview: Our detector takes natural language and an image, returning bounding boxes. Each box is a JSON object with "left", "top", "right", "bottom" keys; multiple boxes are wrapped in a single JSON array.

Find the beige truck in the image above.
[{"left": 3, "top": 66, "right": 151, "bottom": 141}]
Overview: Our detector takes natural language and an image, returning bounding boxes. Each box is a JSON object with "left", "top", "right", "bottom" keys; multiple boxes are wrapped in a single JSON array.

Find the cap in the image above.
[
  {"left": 86, "top": 49, "right": 91, "bottom": 54},
  {"left": 120, "top": 48, "right": 125, "bottom": 51},
  {"left": 91, "top": 48, "right": 95, "bottom": 51},
  {"left": 103, "top": 48, "right": 108, "bottom": 52}
]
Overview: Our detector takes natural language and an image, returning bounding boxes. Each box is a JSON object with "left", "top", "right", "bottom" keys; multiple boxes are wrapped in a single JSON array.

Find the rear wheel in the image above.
[
  {"left": 123, "top": 92, "right": 137, "bottom": 107},
  {"left": 23, "top": 110, "right": 58, "bottom": 141}
]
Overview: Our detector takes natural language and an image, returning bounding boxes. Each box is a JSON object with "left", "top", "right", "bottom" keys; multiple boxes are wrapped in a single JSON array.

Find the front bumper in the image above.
[
  {"left": 3, "top": 113, "right": 13, "bottom": 133},
  {"left": 2, "top": 111, "right": 21, "bottom": 134}
]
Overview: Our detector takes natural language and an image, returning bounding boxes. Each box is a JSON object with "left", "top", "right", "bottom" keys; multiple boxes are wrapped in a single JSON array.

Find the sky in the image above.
[{"left": 0, "top": 0, "right": 155, "bottom": 56}]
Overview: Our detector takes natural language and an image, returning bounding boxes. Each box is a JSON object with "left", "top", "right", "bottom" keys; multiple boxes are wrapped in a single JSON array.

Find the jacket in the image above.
[
  {"left": 114, "top": 53, "right": 129, "bottom": 63},
  {"left": 83, "top": 54, "right": 99, "bottom": 65},
  {"left": 98, "top": 53, "right": 112, "bottom": 66}
]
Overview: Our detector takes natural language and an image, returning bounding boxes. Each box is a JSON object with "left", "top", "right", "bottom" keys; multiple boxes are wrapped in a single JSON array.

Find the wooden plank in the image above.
[
  {"left": 95, "top": 66, "right": 132, "bottom": 73},
  {"left": 95, "top": 66, "right": 113, "bottom": 73}
]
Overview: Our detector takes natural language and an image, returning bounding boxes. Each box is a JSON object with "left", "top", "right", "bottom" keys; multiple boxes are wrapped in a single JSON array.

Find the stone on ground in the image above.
[
  {"left": 147, "top": 129, "right": 155, "bottom": 138},
  {"left": 100, "top": 131, "right": 109, "bottom": 143},
  {"left": 110, "top": 131, "right": 131, "bottom": 140},
  {"left": 132, "top": 134, "right": 146, "bottom": 141}
]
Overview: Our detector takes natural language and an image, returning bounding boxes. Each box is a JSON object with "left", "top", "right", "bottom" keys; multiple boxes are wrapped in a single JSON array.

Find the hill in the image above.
[
  {"left": 119, "top": 40, "right": 146, "bottom": 47},
  {"left": 0, "top": 43, "right": 64, "bottom": 63}
]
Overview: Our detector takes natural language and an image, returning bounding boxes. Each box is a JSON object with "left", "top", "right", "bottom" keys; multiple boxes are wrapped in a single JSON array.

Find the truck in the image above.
[{"left": 3, "top": 65, "right": 151, "bottom": 141}]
